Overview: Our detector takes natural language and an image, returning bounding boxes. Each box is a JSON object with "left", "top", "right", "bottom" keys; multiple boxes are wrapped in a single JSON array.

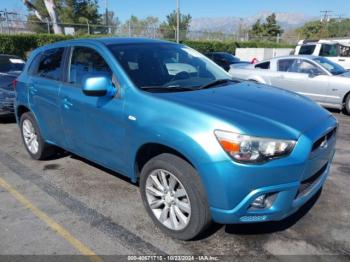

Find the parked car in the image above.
[
  {"left": 229, "top": 55, "right": 350, "bottom": 114},
  {"left": 15, "top": 38, "right": 337, "bottom": 240},
  {"left": 295, "top": 39, "right": 350, "bottom": 69},
  {"left": 205, "top": 52, "right": 249, "bottom": 71},
  {"left": 0, "top": 55, "right": 25, "bottom": 116}
]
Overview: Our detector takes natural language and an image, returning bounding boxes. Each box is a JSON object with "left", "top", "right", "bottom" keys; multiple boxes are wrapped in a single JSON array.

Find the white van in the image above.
[{"left": 295, "top": 39, "right": 350, "bottom": 69}]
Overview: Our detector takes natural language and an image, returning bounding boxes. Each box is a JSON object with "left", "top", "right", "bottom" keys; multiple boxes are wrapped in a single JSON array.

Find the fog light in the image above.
[
  {"left": 251, "top": 194, "right": 267, "bottom": 209},
  {"left": 249, "top": 193, "right": 277, "bottom": 210}
]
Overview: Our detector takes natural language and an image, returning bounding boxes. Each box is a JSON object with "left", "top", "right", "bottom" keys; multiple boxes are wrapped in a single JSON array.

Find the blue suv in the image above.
[{"left": 15, "top": 38, "right": 337, "bottom": 240}]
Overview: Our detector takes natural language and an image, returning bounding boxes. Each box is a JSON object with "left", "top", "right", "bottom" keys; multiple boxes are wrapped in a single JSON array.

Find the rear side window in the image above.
[
  {"left": 255, "top": 62, "right": 270, "bottom": 69},
  {"left": 320, "top": 44, "right": 338, "bottom": 57},
  {"left": 37, "top": 48, "right": 64, "bottom": 81},
  {"left": 298, "top": 45, "right": 316, "bottom": 55},
  {"left": 69, "top": 47, "right": 112, "bottom": 86},
  {"left": 277, "top": 59, "right": 296, "bottom": 72}
]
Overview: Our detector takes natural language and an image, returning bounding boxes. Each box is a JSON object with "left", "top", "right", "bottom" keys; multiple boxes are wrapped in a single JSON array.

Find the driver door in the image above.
[{"left": 273, "top": 58, "right": 329, "bottom": 103}]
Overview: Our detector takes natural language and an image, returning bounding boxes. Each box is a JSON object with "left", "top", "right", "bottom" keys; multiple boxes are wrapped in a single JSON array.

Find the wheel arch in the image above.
[{"left": 134, "top": 143, "right": 195, "bottom": 180}]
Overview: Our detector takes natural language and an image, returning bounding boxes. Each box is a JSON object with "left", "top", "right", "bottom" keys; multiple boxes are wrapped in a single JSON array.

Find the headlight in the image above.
[{"left": 214, "top": 130, "right": 296, "bottom": 164}]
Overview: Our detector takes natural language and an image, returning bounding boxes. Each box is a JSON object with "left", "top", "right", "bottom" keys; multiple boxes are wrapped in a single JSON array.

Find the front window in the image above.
[
  {"left": 313, "top": 57, "right": 346, "bottom": 75},
  {"left": 289, "top": 59, "right": 325, "bottom": 75},
  {"left": 108, "top": 43, "right": 230, "bottom": 92},
  {"left": 69, "top": 47, "right": 112, "bottom": 86}
]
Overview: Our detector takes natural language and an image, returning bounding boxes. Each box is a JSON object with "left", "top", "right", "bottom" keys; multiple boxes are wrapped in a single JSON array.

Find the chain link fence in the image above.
[{"left": 0, "top": 18, "right": 300, "bottom": 44}]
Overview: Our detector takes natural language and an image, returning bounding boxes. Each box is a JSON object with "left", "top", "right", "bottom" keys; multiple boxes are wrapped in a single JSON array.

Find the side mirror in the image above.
[{"left": 82, "top": 76, "right": 117, "bottom": 97}]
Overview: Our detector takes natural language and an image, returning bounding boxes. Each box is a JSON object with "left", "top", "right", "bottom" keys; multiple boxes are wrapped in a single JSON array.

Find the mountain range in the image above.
[{"left": 190, "top": 11, "right": 316, "bottom": 33}]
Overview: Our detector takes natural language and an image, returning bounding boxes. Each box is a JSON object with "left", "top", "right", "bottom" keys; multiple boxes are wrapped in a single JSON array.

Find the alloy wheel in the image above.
[
  {"left": 22, "top": 119, "right": 39, "bottom": 155},
  {"left": 145, "top": 169, "right": 191, "bottom": 231}
]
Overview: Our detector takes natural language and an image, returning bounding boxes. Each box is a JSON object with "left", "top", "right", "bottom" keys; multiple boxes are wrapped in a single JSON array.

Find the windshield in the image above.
[
  {"left": 108, "top": 43, "right": 231, "bottom": 92},
  {"left": 313, "top": 57, "right": 347, "bottom": 75}
]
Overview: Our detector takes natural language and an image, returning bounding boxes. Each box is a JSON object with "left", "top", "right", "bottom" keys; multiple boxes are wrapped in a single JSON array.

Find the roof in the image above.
[{"left": 257, "top": 55, "right": 318, "bottom": 64}]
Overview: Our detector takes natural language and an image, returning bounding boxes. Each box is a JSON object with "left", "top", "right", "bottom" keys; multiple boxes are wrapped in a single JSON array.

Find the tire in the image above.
[
  {"left": 20, "top": 112, "right": 54, "bottom": 160},
  {"left": 140, "top": 153, "right": 211, "bottom": 240},
  {"left": 344, "top": 93, "right": 350, "bottom": 115}
]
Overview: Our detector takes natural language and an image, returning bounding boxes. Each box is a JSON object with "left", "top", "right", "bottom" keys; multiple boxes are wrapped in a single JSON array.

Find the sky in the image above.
[{"left": 1, "top": 0, "right": 350, "bottom": 22}]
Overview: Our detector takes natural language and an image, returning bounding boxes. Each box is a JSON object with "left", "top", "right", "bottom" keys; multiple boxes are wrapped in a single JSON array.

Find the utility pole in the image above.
[
  {"left": 176, "top": 0, "right": 180, "bottom": 43},
  {"left": 320, "top": 10, "right": 333, "bottom": 38},
  {"left": 320, "top": 10, "right": 333, "bottom": 23},
  {"left": 105, "top": 0, "right": 109, "bottom": 33}
]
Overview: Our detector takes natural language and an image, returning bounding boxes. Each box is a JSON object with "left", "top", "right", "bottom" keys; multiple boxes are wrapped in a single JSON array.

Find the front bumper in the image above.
[{"left": 198, "top": 116, "right": 337, "bottom": 224}]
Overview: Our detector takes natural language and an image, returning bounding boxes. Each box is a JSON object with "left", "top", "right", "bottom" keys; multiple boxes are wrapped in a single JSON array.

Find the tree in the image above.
[
  {"left": 249, "top": 19, "right": 264, "bottom": 38},
  {"left": 123, "top": 15, "right": 159, "bottom": 37},
  {"left": 264, "top": 13, "right": 284, "bottom": 37},
  {"left": 296, "top": 18, "right": 350, "bottom": 39},
  {"left": 23, "top": 0, "right": 63, "bottom": 34},
  {"left": 23, "top": 0, "right": 101, "bottom": 34},
  {"left": 249, "top": 13, "right": 284, "bottom": 40},
  {"left": 160, "top": 10, "right": 192, "bottom": 40}
]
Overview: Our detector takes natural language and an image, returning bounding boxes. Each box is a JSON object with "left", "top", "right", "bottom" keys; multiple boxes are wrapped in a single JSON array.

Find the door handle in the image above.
[
  {"left": 63, "top": 98, "right": 73, "bottom": 109},
  {"left": 29, "top": 85, "right": 38, "bottom": 95},
  {"left": 339, "top": 59, "right": 346, "bottom": 62}
]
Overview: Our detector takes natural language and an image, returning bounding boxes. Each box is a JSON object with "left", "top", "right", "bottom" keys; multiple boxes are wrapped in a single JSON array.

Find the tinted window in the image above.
[
  {"left": 37, "top": 48, "right": 64, "bottom": 80},
  {"left": 298, "top": 45, "right": 316, "bottom": 55},
  {"left": 277, "top": 59, "right": 296, "bottom": 72},
  {"left": 0, "top": 56, "right": 25, "bottom": 73},
  {"left": 320, "top": 44, "right": 338, "bottom": 57},
  {"left": 255, "top": 62, "right": 270, "bottom": 69},
  {"left": 69, "top": 47, "right": 112, "bottom": 86}
]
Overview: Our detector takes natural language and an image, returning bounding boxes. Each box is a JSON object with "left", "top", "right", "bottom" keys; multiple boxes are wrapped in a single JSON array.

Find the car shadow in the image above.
[
  {"left": 0, "top": 114, "right": 16, "bottom": 124},
  {"left": 69, "top": 153, "right": 138, "bottom": 185},
  {"left": 224, "top": 188, "right": 322, "bottom": 235}
]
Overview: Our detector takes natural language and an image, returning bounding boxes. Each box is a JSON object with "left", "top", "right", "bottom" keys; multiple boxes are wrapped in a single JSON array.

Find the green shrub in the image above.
[{"left": 0, "top": 34, "right": 293, "bottom": 59}]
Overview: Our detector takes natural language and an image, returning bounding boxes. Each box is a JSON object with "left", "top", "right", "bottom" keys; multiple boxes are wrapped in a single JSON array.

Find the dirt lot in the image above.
[{"left": 0, "top": 110, "right": 349, "bottom": 260}]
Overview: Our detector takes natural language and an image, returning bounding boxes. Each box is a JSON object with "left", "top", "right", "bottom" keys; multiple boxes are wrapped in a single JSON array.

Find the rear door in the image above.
[
  {"left": 27, "top": 47, "right": 65, "bottom": 145},
  {"left": 59, "top": 45, "right": 126, "bottom": 172}
]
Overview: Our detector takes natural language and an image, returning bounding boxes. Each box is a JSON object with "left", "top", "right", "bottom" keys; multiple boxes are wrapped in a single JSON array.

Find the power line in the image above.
[{"left": 320, "top": 10, "right": 333, "bottom": 23}]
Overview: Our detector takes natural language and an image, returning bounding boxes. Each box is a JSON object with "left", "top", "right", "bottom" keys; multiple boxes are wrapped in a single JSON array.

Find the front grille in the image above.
[
  {"left": 312, "top": 127, "right": 336, "bottom": 152},
  {"left": 295, "top": 162, "right": 328, "bottom": 199}
]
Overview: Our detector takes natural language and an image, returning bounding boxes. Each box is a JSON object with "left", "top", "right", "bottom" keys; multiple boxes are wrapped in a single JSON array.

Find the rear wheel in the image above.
[
  {"left": 140, "top": 153, "right": 211, "bottom": 240},
  {"left": 344, "top": 93, "right": 350, "bottom": 115},
  {"left": 20, "top": 112, "right": 55, "bottom": 160}
]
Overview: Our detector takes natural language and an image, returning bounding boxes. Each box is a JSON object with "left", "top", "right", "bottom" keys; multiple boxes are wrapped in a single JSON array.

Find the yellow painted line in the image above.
[{"left": 0, "top": 176, "right": 102, "bottom": 262}]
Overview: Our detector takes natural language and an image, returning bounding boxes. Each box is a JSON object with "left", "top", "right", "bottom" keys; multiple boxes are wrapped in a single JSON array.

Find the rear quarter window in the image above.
[{"left": 255, "top": 62, "right": 270, "bottom": 69}]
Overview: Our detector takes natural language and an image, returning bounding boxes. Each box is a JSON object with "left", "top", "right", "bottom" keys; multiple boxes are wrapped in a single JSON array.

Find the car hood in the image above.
[{"left": 154, "top": 82, "right": 332, "bottom": 139}]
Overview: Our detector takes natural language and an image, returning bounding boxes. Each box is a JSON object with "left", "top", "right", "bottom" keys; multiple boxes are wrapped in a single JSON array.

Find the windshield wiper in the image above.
[
  {"left": 140, "top": 86, "right": 194, "bottom": 92},
  {"left": 196, "top": 79, "right": 236, "bottom": 90}
]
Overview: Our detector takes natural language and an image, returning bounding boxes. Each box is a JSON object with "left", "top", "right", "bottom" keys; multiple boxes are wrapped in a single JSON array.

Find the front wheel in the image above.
[{"left": 140, "top": 153, "right": 211, "bottom": 240}]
